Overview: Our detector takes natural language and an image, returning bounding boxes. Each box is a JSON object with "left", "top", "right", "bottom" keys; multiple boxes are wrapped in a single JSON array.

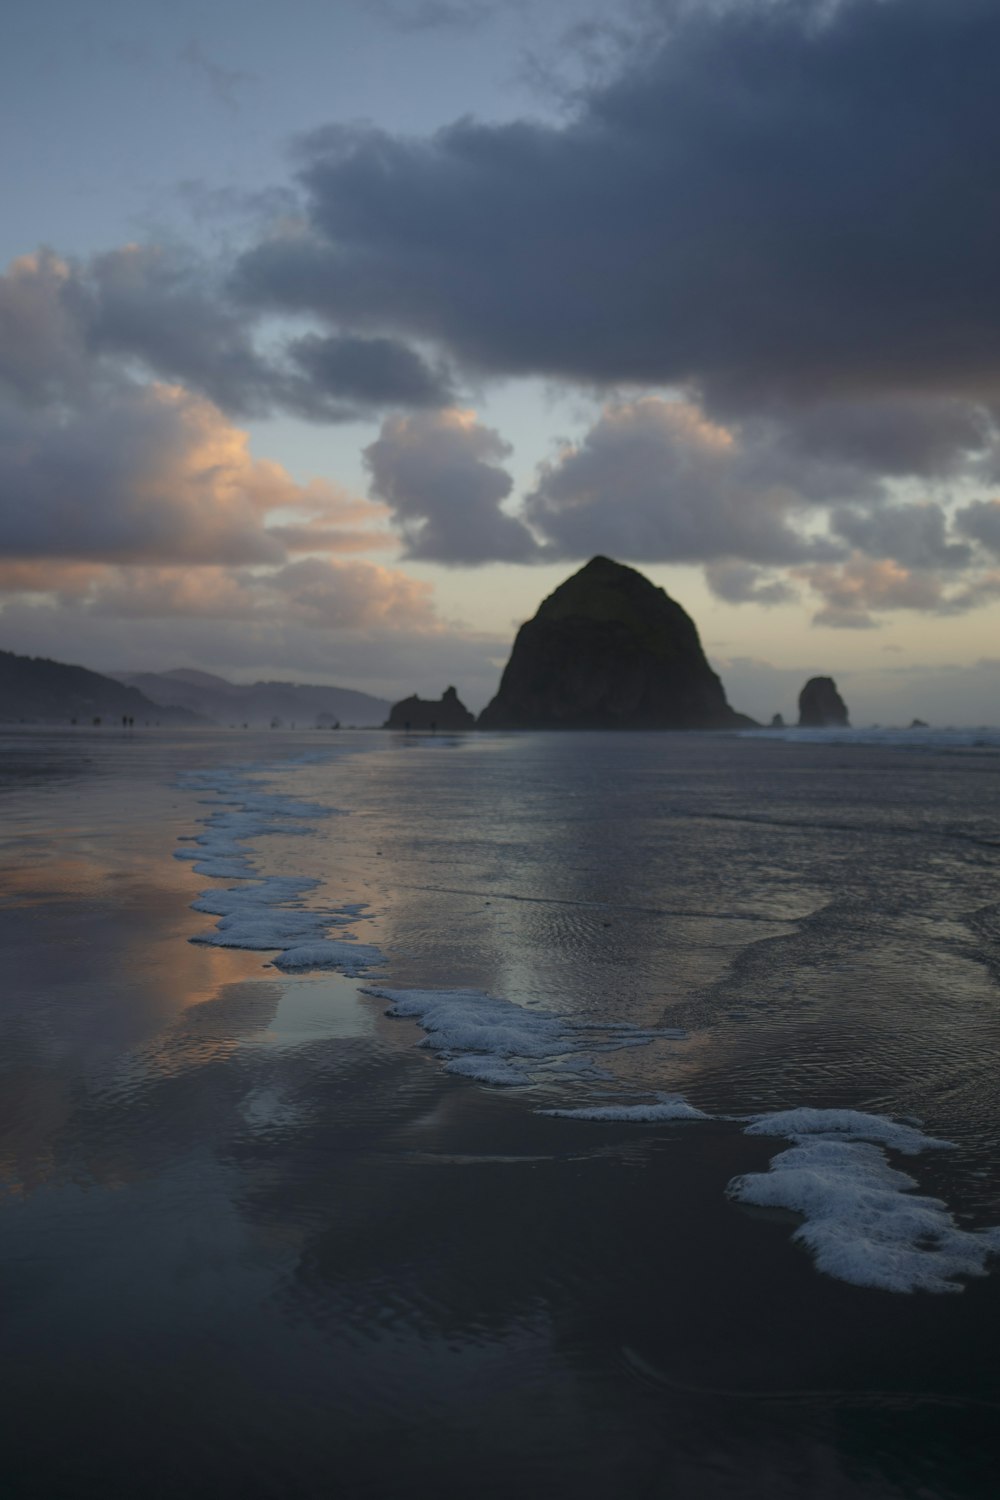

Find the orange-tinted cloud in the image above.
[
  {"left": 0, "top": 379, "right": 391, "bottom": 566},
  {"left": 61, "top": 556, "right": 438, "bottom": 632},
  {"left": 266, "top": 526, "right": 394, "bottom": 554},
  {"left": 0, "top": 559, "right": 103, "bottom": 596},
  {"left": 264, "top": 557, "right": 436, "bottom": 629},
  {"left": 801, "top": 554, "right": 949, "bottom": 628}
]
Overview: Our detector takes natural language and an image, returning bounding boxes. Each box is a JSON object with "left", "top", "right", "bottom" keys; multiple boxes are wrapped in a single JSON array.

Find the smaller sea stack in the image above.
[
  {"left": 385, "top": 686, "right": 475, "bottom": 731},
  {"left": 798, "top": 677, "right": 849, "bottom": 728}
]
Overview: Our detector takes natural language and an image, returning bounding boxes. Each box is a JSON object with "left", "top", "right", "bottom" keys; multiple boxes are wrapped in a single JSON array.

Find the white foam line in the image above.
[
  {"left": 741, "top": 1106, "right": 954, "bottom": 1156},
  {"left": 176, "top": 762, "right": 385, "bottom": 977},
  {"left": 362, "top": 984, "right": 686, "bottom": 1089},
  {"left": 728, "top": 1109, "right": 1000, "bottom": 1294},
  {"left": 540, "top": 1097, "right": 709, "bottom": 1122}
]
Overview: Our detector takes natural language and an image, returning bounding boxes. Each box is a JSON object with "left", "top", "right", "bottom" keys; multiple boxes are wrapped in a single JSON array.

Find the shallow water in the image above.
[{"left": 1, "top": 725, "right": 999, "bottom": 1497}]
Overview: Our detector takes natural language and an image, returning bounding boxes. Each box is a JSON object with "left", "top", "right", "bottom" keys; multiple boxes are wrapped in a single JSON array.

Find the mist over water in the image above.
[{"left": 1, "top": 725, "right": 999, "bottom": 1497}]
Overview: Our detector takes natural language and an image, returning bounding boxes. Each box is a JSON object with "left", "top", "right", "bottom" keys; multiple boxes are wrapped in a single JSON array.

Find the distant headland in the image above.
[
  {"left": 0, "top": 649, "right": 200, "bottom": 727},
  {"left": 0, "top": 652, "right": 390, "bottom": 729}
]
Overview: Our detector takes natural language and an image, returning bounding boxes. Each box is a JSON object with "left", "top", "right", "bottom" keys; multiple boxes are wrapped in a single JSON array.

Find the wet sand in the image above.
[{"left": 1, "top": 727, "right": 999, "bottom": 1498}]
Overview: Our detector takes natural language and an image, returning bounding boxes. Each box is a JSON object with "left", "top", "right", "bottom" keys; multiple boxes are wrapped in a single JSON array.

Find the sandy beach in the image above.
[{"left": 1, "top": 726, "right": 999, "bottom": 1498}]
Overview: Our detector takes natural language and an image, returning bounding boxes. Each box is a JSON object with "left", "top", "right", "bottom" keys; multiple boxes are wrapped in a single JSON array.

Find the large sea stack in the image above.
[
  {"left": 798, "top": 676, "right": 850, "bottom": 727},
  {"left": 478, "top": 556, "right": 753, "bottom": 730}
]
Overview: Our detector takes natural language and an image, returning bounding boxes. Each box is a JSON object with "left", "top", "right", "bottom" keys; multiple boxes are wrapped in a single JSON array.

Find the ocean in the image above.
[{"left": 1, "top": 724, "right": 999, "bottom": 1498}]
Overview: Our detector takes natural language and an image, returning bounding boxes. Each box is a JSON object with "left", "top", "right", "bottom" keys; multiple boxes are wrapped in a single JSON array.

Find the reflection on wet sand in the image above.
[
  {"left": 2, "top": 729, "right": 1000, "bottom": 1500},
  {"left": 0, "top": 748, "right": 296, "bottom": 1196}
]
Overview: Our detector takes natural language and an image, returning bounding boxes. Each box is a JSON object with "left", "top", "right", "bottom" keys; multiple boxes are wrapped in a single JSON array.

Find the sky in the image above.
[{"left": 4, "top": 0, "right": 1000, "bottom": 724}]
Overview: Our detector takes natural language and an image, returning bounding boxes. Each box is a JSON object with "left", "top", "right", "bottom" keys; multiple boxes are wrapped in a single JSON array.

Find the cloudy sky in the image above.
[{"left": 4, "top": 0, "right": 1000, "bottom": 723}]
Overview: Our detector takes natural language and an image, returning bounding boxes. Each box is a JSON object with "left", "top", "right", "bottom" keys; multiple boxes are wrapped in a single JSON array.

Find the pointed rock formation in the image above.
[
  {"left": 478, "top": 556, "right": 753, "bottom": 730},
  {"left": 385, "top": 685, "right": 475, "bottom": 731},
  {"left": 798, "top": 677, "right": 850, "bottom": 727}
]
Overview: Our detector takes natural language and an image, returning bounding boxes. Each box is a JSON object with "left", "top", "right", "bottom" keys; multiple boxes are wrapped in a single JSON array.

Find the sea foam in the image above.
[
  {"left": 539, "top": 1098, "right": 709, "bottom": 1121},
  {"left": 729, "top": 1110, "right": 1000, "bottom": 1293},
  {"left": 174, "top": 759, "right": 1000, "bottom": 1294},
  {"left": 363, "top": 984, "right": 686, "bottom": 1088},
  {"left": 176, "top": 763, "right": 384, "bottom": 976},
  {"left": 742, "top": 1107, "right": 953, "bottom": 1156},
  {"left": 531, "top": 1089, "right": 1000, "bottom": 1293}
]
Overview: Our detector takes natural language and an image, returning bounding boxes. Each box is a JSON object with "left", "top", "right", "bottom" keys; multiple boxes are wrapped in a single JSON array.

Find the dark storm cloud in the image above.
[
  {"left": 288, "top": 333, "right": 454, "bottom": 408},
  {"left": 830, "top": 503, "right": 974, "bottom": 572},
  {"left": 954, "top": 500, "right": 1000, "bottom": 559},
  {"left": 87, "top": 245, "right": 278, "bottom": 417},
  {"left": 86, "top": 246, "right": 450, "bottom": 421},
  {"left": 748, "top": 396, "right": 999, "bottom": 484},
  {"left": 363, "top": 409, "right": 540, "bottom": 564},
  {"left": 235, "top": 0, "right": 1000, "bottom": 405},
  {"left": 0, "top": 245, "right": 455, "bottom": 425}
]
